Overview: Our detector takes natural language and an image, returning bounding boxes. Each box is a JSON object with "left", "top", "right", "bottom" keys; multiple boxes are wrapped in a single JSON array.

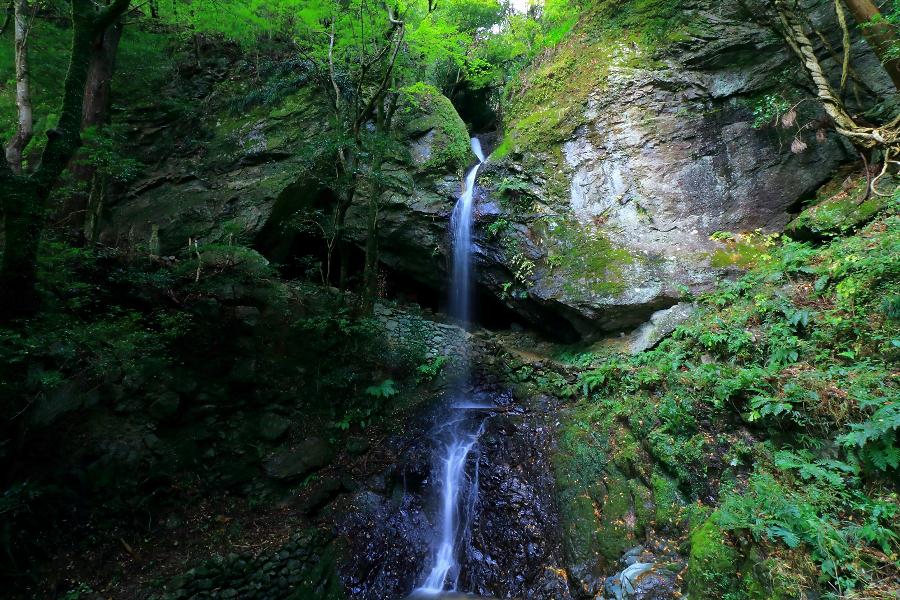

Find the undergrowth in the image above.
[{"left": 568, "top": 202, "right": 899, "bottom": 597}]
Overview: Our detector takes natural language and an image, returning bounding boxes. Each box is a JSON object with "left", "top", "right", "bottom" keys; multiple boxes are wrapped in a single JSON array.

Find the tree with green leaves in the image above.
[
  {"left": 0, "top": 0, "right": 131, "bottom": 319},
  {"left": 284, "top": 0, "right": 453, "bottom": 309},
  {"left": 842, "top": 0, "right": 900, "bottom": 89}
]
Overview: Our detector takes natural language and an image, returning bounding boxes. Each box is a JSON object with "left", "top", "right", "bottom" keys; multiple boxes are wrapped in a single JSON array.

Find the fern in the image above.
[
  {"left": 773, "top": 450, "right": 853, "bottom": 486},
  {"left": 365, "top": 379, "right": 398, "bottom": 399},
  {"left": 838, "top": 399, "right": 900, "bottom": 471}
]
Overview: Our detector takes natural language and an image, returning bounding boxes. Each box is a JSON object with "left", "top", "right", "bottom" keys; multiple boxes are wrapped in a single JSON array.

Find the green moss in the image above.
[
  {"left": 651, "top": 471, "right": 684, "bottom": 528},
  {"left": 544, "top": 219, "right": 635, "bottom": 296},
  {"left": 490, "top": 136, "right": 512, "bottom": 161},
  {"left": 553, "top": 404, "right": 666, "bottom": 573},
  {"left": 398, "top": 83, "right": 469, "bottom": 174},
  {"left": 708, "top": 232, "right": 776, "bottom": 269},
  {"left": 498, "top": 0, "right": 690, "bottom": 162},
  {"left": 596, "top": 469, "right": 639, "bottom": 560},
  {"left": 786, "top": 177, "right": 895, "bottom": 238},
  {"left": 630, "top": 478, "right": 656, "bottom": 534},
  {"left": 685, "top": 518, "right": 739, "bottom": 600}
]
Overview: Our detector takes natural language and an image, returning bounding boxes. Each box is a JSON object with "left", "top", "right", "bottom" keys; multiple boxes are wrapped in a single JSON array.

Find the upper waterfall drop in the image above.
[
  {"left": 471, "top": 137, "right": 486, "bottom": 163},
  {"left": 448, "top": 138, "right": 486, "bottom": 329}
]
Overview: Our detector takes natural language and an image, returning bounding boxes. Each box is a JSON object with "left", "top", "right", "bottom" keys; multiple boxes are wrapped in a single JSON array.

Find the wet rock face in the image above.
[
  {"left": 601, "top": 543, "right": 685, "bottom": 600},
  {"left": 336, "top": 489, "right": 434, "bottom": 598},
  {"left": 331, "top": 432, "right": 434, "bottom": 599},
  {"left": 332, "top": 385, "right": 572, "bottom": 600},
  {"left": 460, "top": 394, "right": 572, "bottom": 599}
]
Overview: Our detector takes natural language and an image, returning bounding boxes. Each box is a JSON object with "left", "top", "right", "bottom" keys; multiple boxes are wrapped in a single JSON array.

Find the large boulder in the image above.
[
  {"left": 102, "top": 81, "right": 468, "bottom": 259},
  {"left": 463, "top": 0, "right": 895, "bottom": 338},
  {"left": 264, "top": 437, "right": 334, "bottom": 480}
]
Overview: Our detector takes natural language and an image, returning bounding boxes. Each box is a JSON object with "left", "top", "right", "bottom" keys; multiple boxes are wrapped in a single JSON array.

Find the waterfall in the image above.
[
  {"left": 449, "top": 138, "right": 486, "bottom": 330},
  {"left": 414, "top": 138, "right": 488, "bottom": 596}
]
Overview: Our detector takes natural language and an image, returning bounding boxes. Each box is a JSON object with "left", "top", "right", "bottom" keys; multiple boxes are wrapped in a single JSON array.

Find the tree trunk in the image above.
[
  {"left": 0, "top": 1, "right": 14, "bottom": 36},
  {"left": 842, "top": 0, "right": 900, "bottom": 90},
  {"left": 64, "top": 18, "right": 124, "bottom": 241},
  {"left": 335, "top": 189, "right": 354, "bottom": 291},
  {"left": 5, "top": 0, "right": 33, "bottom": 174},
  {"left": 0, "top": 181, "right": 42, "bottom": 315},
  {"left": 0, "top": 0, "right": 131, "bottom": 320},
  {"left": 82, "top": 170, "right": 106, "bottom": 242},
  {"left": 773, "top": 0, "right": 900, "bottom": 148},
  {"left": 82, "top": 20, "right": 123, "bottom": 129}
]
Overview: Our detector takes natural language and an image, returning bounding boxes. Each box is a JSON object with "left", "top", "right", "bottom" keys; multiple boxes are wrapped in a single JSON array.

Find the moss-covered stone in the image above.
[
  {"left": 786, "top": 174, "right": 895, "bottom": 239},
  {"left": 553, "top": 404, "right": 680, "bottom": 593},
  {"left": 685, "top": 518, "right": 739, "bottom": 600},
  {"left": 544, "top": 218, "right": 635, "bottom": 296},
  {"left": 397, "top": 83, "right": 469, "bottom": 174},
  {"left": 709, "top": 233, "right": 774, "bottom": 269},
  {"left": 496, "top": 0, "right": 690, "bottom": 160},
  {"left": 650, "top": 471, "right": 684, "bottom": 529}
]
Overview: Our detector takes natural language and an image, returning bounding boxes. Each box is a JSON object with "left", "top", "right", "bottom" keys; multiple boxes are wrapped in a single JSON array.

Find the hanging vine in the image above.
[{"left": 769, "top": 0, "right": 900, "bottom": 195}]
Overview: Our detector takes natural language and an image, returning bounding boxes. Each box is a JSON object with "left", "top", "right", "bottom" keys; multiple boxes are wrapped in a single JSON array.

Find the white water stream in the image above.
[{"left": 415, "top": 138, "right": 488, "bottom": 596}]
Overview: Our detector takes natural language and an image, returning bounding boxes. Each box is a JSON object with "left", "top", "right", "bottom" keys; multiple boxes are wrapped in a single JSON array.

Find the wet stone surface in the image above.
[
  {"left": 601, "top": 542, "right": 686, "bottom": 600},
  {"left": 331, "top": 382, "right": 573, "bottom": 600},
  {"left": 460, "top": 392, "right": 572, "bottom": 599}
]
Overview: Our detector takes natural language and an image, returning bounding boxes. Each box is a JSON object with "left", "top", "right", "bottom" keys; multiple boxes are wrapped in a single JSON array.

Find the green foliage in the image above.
[
  {"left": 486, "top": 217, "right": 510, "bottom": 238},
  {"left": 74, "top": 126, "right": 144, "bottom": 182},
  {"left": 0, "top": 17, "right": 70, "bottom": 157},
  {"left": 749, "top": 93, "right": 793, "bottom": 129},
  {"left": 227, "top": 56, "right": 317, "bottom": 114},
  {"left": 365, "top": 379, "right": 399, "bottom": 399},
  {"left": 837, "top": 395, "right": 900, "bottom": 471},
  {"left": 496, "top": 176, "right": 532, "bottom": 197},
  {"left": 61, "top": 583, "right": 94, "bottom": 600},
  {"left": 717, "top": 470, "right": 898, "bottom": 590},
  {"left": 416, "top": 355, "right": 448, "bottom": 383},
  {"left": 563, "top": 206, "right": 899, "bottom": 594}
]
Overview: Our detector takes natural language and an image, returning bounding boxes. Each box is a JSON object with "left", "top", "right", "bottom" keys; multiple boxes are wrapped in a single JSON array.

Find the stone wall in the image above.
[{"left": 373, "top": 303, "right": 468, "bottom": 361}]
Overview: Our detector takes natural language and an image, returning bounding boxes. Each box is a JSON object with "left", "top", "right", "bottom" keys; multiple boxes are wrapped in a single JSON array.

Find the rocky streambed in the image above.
[{"left": 332, "top": 382, "right": 573, "bottom": 599}]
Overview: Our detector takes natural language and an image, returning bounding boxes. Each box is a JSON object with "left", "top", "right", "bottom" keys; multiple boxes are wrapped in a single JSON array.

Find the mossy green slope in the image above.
[
  {"left": 497, "top": 0, "right": 690, "bottom": 160},
  {"left": 551, "top": 193, "right": 900, "bottom": 598}
]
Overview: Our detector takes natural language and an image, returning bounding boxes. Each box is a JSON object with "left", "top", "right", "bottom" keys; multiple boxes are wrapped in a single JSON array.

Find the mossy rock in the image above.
[
  {"left": 543, "top": 218, "right": 636, "bottom": 297},
  {"left": 596, "top": 468, "right": 644, "bottom": 561},
  {"left": 553, "top": 409, "right": 662, "bottom": 587},
  {"left": 397, "top": 82, "right": 469, "bottom": 174},
  {"left": 709, "top": 234, "right": 772, "bottom": 269},
  {"left": 786, "top": 190, "right": 894, "bottom": 240},
  {"left": 685, "top": 518, "right": 739, "bottom": 599},
  {"left": 497, "top": 0, "right": 691, "bottom": 160},
  {"left": 650, "top": 471, "right": 684, "bottom": 529}
]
